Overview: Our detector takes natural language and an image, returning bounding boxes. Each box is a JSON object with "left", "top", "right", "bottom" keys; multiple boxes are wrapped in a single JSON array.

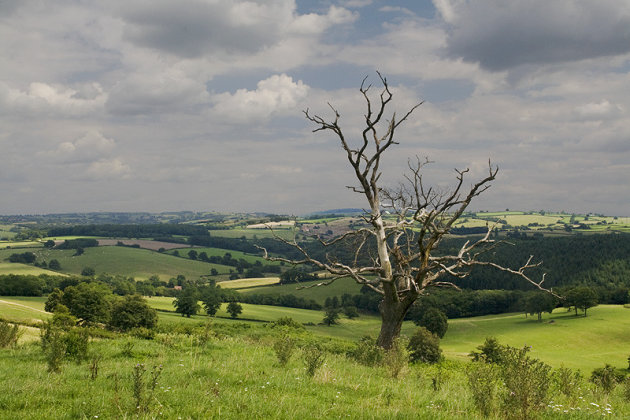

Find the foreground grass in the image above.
[{"left": 2, "top": 321, "right": 630, "bottom": 419}]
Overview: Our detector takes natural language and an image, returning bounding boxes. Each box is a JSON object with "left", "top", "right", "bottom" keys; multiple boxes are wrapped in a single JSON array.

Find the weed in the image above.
[
  {"left": 131, "top": 362, "right": 163, "bottom": 413},
  {"left": 89, "top": 354, "right": 101, "bottom": 380},
  {"left": 347, "top": 336, "right": 384, "bottom": 367},
  {"left": 383, "top": 337, "right": 408, "bottom": 379},
  {"left": 467, "top": 362, "right": 499, "bottom": 417},
  {"left": 121, "top": 340, "right": 135, "bottom": 358},
  {"left": 0, "top": 319, "right": 22, "bottom": 348},
  {"left": 302, "top": 344, "right": 325, "bottom": 377},
  {"left": 273, "top": 334, "right": 295, "bottom": 367}
]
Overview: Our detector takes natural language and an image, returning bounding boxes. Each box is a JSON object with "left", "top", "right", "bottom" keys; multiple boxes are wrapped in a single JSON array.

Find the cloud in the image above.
[
  {"left": 85, "top": 158, "right": 132, "bottom": 180},
  {"left": 437, "top": 0, "right": 630, "bottom": 70},
  {"left": 47, "top": 130, "right": 117, "bottom": 163},
  {"left": 119, "top": 0, "right": 355, "bottom": 59},
  {"left": 106, "top": 70, "right": 210, "bottom": 115},
  {"left": 211, "top": 74, "right": 309, "bottom": 123},
  {"left": 0, "top": 82, "right": 106, "bottom": 116},
  {"left": 574, "top": 100, "right": 624, "bottom": 121}
]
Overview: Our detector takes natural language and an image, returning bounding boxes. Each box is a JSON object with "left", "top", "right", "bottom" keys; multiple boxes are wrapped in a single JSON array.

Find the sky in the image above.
[{"left": 1, "top": 0, "right": 629, "bottom": 216}]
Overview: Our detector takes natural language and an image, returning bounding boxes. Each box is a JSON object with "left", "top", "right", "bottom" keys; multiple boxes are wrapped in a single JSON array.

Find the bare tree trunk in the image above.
[{"left": 376, "top": 294, "right": 415, "bottom": 349}]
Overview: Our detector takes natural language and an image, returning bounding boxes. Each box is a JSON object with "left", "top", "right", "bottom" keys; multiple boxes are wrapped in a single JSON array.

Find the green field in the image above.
[
  {"left": 1, "top": 246, "right": 234, "bottom": 281},
  {"left": 0, "top": 262, "right": 63, "bottom": 276},
  {"left": 165, "top": 246, "right": 279, "bottom": 266},
  {"left": 218, "top": 277, "right": 280, "bottom": 289},
  {"left": 208, "top": 227, "right": 297, "bottom": 240},
  {"left": 5, "top": 295, "right": 627, "bottom": 372},
  {"left": 237, "top": 277, "right": 363, "bottom": 305}
]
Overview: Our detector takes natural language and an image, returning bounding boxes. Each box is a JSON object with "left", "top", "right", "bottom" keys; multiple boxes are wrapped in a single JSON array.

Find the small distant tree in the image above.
[
  {"left": 524, "top": 292, "right": 557, "bottom": 322},
  {"left": 201, "top": 286, "right": 223, "bottom": 316},
  {"left": 343, "top": 306, "right": 359, "bottom": 319},
  {"left": 565, "top": 286, "right": 598, "bottom": 316},
  {"left": 109, "top": 295, "right": 158, "bottom": 331},
  {"left": 414, "top": 307, "right": 448, "bottom": 338},
  {"left": 45, "top": 288, "right": 65, "bottom": 312},
  {"left": 226, "top": 302, "right": 243, "bottom": 319},
  {"left": 210, "top": 268, "right": 218, "bottom": 276},
  {"left": 323, "top": 307, "right": 340, "bottom": 326},
  {"left": 44, "top": 240, "right": 56, "bottom": 248},
  {"left": 48, "top": 259, "right": 61, "bottom": 270},
  {"left": 81, "top": 267, "right": 95, "bottom": 277},
  {"left": 62, "top": 282, "right": 112, "bottom": 324},
  {"left": 173, "top": 287, "right": 200, "bottom": 318},
  {"left": 188, "top": 250, "right": 198, "bottom": 260}
]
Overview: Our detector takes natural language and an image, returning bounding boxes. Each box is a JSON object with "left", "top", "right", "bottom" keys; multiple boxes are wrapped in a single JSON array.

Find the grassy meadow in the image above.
[
  {"left": 2, "top": 297, "right": 630, "bottom": 418},
  {"left": 238, "top": 277, "right": 363, "bottom": 306}
]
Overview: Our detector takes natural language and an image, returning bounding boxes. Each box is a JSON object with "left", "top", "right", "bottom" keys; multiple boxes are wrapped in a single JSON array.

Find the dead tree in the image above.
[{"left": 258, "top": 73, "right": 553, "bottom": 349}]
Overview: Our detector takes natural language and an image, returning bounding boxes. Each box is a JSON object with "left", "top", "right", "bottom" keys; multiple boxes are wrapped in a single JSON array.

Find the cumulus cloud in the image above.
[
  {"left": 119, "top": 0, "right": 355, "bottom": 58},
  {"left": 45, "top": 131, "right": 117, "bottom": 163},
  {"left": 437, "top": 0, "right": 630, "bottom": 70},
  {"left": 0, "top": 82, "right": 106, "bottom": 116},
  {"left": 574, "top": 100, "right": 624, "bottom": 121},
  {"left": 106, "top": 70, "right": 210, "bottom": 115},
  {"left": 85, "top": 158, "right": 132, "bottom": 180},
  {"left": 212, "top": 74, "right": 309, "bottom": 123}
]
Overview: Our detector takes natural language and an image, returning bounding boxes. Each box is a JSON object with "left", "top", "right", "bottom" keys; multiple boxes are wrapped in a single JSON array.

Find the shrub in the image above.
[
  {"left": 467, "top": 362, "right": 499, "bottom": 417},
  {"left": 0, "top": 320, "right": 22, "bottom": 348},
  {"left": 469, "top": 337, "right": 505, "bottom": 364},
  {"left": 347, "top": 336, "right": 384, "bottom": 367},
  {"left": 64, "top": 328, "right": 89, "bottom": 363},
  {"left": 273, "top": 335, "right": 295, "bottom": 367},
  {"left": 302, "top": 344, "right": 325, "bottom": 377},
  {"left": 109, "top": 295, "right": 158, "bottom": 331},
  {"left": 590, "top": 364, "right": 625, "bottom": 393},
  {"left": 272, "top": 317, "right": 304, "bottom": 329},
  {"left": 551, "top": 366, "right": 583, "bottom": 398},
  {"left": 407, "top": 327, "right": 441, "bottom": 364},
  {"left": 384, "top": 337, "right": 408, "bottom": 378},
  {"left": 500, "top": 346, "right": 551, "bottom": 419}
]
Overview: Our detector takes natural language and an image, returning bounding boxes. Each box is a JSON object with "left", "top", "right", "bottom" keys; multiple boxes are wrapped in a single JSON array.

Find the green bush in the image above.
[
  {"left": 302, "top": 344, "right": 325, "bottom": 377},
  {"left": 384, "top": 337, "right": 408, "bottom": 379},
  {"left": 347, "top": 336, "right": 384, "bottom": 367},
  {"left": 500, "top": 346, "right": 551, "bottom": 419},
  {"left": 467, "top": 362, "right": 499, "bottom": 417},
  {"left": 0, "top": 320, "right": 22, "bottom": 348},
  {"left": 407, "top": 327, "right": 441, "bottom": 364},
  {"left": 469, "top": 336, "right": 505, "bottom": 364},
  {"left": 273, "top": 335, "right": 295, "bottom": 367},
  {"left": 590, "top": 364, "right": 625, "bottom": 393},
  {"left": 109, "top": 295, "right": 158, "bottom": 332},
  {"left": 272, "top": 317, "right": 304, "bottom": 329}
]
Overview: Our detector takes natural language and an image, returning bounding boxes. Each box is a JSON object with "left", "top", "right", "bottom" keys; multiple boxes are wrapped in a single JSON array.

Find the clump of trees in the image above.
[{"left": 45, "top": 282, "right": 157, "bottom": 331}]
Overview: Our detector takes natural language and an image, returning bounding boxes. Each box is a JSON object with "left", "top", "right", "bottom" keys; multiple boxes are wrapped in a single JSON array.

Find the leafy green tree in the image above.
[
  {"left": 44, "top": 240, "right": 56, "bottom": 248},
  {"left": 524, "top": 292, "right": 557, "bottom": 321},
  {"left": 414, "top": 307, "right": 448, "bottom": 338},
  {"left": 226, "top": 302, "right": 243, "bottom": 318},
  {"left": 470, "top": 337, "right": 505, "bottom": 364},
  {"left": 45, "top": 288, "right": 64, "bottom": 312},
  {"left": 109, "top": 295, "right": 158, "bottom": 331},
  {"left": 565, "top": 286, "right": 598, "bottom": 316},
  {"left": 48, "top": 259, "right": 61, "bottom": 270},
  {"left": 323, "top": 307, "right": 340, "bottom": 326},
  {"left": 61, "top": 282, "right": 112, "bottom": 324},
  {"left": 188, "top": 250, "right": 198, "bottom": 260},
  {"left": 173, "top": 287, "right": 200, "bottom": 318},
  {"left": 81, "top": 267, "right": 95, "bottom": 277},
  {"left": 343, "top": 306, "right": 359, "bottom": 319},
  {"left": 201, "top": 286, "right": 223, "bottom": 316}
]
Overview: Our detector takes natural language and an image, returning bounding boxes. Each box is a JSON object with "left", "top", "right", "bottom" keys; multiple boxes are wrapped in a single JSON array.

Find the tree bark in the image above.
[{"left": 376, "top": 295, "right": 415, "bottom": 349}]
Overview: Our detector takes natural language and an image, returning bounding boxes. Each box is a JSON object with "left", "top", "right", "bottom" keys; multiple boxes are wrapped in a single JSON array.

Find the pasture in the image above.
[
  {"left": 237, "top": 277, "right": 363, "bottom": 305},
  {"left": 3, "top": 294, "right": 630, "bottom": 373},
  {"left": 16, "top": 246, "right": 234, "bottom": 281}
]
